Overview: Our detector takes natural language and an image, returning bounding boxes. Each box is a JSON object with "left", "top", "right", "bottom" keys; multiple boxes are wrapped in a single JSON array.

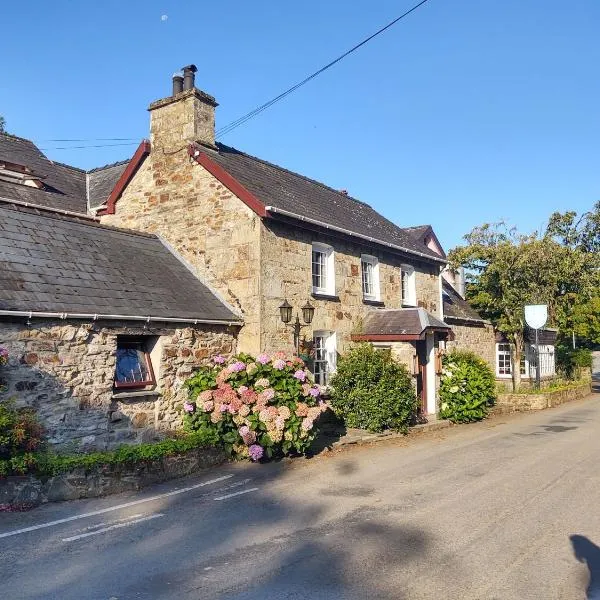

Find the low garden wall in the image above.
[
  {"left": 0, "top": 446, "right": 227, "bottom": 508},
  {"left": 493, "top": 381, "right": 592, "bottom": 414}
]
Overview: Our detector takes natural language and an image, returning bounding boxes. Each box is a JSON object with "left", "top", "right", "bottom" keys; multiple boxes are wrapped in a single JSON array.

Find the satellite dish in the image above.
[{"left": 524, "top": 305, "right": 548, "bottom": 330}]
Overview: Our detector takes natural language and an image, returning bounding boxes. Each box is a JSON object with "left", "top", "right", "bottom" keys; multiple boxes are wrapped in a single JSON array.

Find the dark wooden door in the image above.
[{"left": 415, "top": 341, "right": 427, "bottom": 414}]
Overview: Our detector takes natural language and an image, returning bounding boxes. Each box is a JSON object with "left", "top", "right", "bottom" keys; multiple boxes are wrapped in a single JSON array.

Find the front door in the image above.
[{"left": 415, "top": 341, "right": 428, "bottom": 414}]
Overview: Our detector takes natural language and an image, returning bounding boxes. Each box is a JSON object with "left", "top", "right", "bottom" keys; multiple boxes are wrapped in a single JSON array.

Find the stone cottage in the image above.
[
  {"left": 0, "top": 134, "right": 241, "bottom": 451},
  {"left": 94, "top": 65, "right": 454, "bottom": 417}
]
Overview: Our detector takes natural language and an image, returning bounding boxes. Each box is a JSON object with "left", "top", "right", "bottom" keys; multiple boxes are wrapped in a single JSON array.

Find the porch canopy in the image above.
[{"left": 351, "top": 308, "right": 454, "bottom": 342}]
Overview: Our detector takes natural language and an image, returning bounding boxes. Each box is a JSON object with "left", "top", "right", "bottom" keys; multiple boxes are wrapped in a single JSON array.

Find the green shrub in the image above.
[
  {"left": 556, "top": 346, "right": 592, "bottom": 379},
  {"left": 329, "top": 344, "right": 417, "bottom": 433},
  {"left": 183, "top": 352, "right": 327, "bottom": 461},
  {"left": 0, "top": 399, "right": 45, "bottom": 474},
  {"left": 0, "top": 430, "right": 219, "bottom": 478},
  {"left": 439, "top": 351, "right": 496, "bottom": 423}
]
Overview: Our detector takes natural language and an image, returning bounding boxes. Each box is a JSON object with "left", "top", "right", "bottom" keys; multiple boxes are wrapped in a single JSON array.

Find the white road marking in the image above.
[
  {"left": 62, "top": 513, "right": 164, "bottom": 542},
  {"left": 214, "top": 487, "right": 259, "bottom": 500},
  {"left": 0, "top": 474, "right": 233, "bottom": 540},
  {"left": 69, "top": 513, "right": 144, "bottom": 535}
]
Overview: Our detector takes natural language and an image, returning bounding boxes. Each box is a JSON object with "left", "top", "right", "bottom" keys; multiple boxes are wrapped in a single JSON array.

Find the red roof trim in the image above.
[
  {"left": 188, "top": 144, "right": 267, "bottom": 218},
  {"left": 98, "top": 140, "right": 151, "bottom": 216}
]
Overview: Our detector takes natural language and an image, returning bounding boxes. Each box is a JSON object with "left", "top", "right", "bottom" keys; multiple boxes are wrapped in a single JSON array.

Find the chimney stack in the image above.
[
  {"left": 172, "top": 72, "right": 183, "bottom": 95},
  {"left": 148, "top": 64, "right": 218, "bottom": 150},
  {"left": 182, "top": 64, "right": 197, "bottom": 91}
]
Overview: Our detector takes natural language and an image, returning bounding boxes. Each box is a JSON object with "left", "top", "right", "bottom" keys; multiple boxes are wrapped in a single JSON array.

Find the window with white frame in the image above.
[
  {"left": 496, "top": 343, "right": 555, "bottom": 378},
  {"left": 401, "top": 264, "right": 416, "bottom": 306},
  {"left": 312, "top": 243, "right": 335, "bottom": 295},
  {"left": 312, "top": 331, "right": 337, "bottom": 386},
  {"left": 361, "top": 254, "right": 380, "bottom": 301}
]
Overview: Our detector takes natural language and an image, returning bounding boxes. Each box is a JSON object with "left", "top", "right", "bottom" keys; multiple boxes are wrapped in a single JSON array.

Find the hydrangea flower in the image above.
[
  {"left": 273, "top": 359, "right": 286, "bottom": 370},
  {"left": 199, "top": 390, "right": 213, "bottom": 402},
  {"left": 295, "top": 402, "right": 309, "bottom": 417},
  {"left": 246, "top": 362, "right": 258, "bottom": 375},
  {"left": 239, "top": 404, "right": 250, "bottom": 417},
  {"left": 278, "top": 406, "right": 291, "bottom": 419},
  {"left": 213, "top": 355, "right": 226, "bottom": 364},
  {"left": 183, "top": 401, "right": 195, "bottom": 413},
  {"left": 202, "top": 400, "right": 214, "bottom": 412},
  {"left": 308, "top": 387, "right": 320, "bottom": 398},
  {"left": 255, "top": 378, "right": 270, "bottom": 389},
  {"left": 261, "top": 388, "right": 275, "bottom": 401},
  {"left": 230, "top": 361, "right": 246, "bottom": 373},
  {"left": 248, "top": 444, "right": 264, "bottom": 461},
  {"left": 0, "top": 347, "right": 8, "bottom": 366},
  {"left": 293, "top": 370, "right": 307, "bottom": 382},
  {"left": 257, "top": 353, "right": 270, "bottom": 365},
  {"left": 301, "top": 417, "right": 314, "bottom": 431},
  {"left": 237, "top": 385, "right": 249, "bottom": 394}
]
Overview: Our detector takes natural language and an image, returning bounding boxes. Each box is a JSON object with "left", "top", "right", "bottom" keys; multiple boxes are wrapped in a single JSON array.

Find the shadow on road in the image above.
[{"left": 571, "top": 535, "right": 600, "bottom": 599}]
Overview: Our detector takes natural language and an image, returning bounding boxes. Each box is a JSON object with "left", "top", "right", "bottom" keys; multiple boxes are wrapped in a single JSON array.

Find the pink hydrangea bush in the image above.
[{"left": 183, "top": 353, "right": 327, "bottom": 461}]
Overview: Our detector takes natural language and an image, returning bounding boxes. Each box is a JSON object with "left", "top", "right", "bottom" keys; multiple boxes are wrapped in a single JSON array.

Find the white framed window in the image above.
[
  {"left": 401, "top": 264, "right": 416, "bottom": 306},
  {"left": 312, "top": 243, "right": 335, "bottom": 295},
  {"left": 496, "top": 343, "right": 556, "bottom": 379},
  {"left": 496, "top": 343, "right": 512, "bottom": 377},
  {"left": 312, "top": 330, "right": 337, "bottom": 386},
  {"left": 361, "top": 254, "right": 380, "bottom": 301}
]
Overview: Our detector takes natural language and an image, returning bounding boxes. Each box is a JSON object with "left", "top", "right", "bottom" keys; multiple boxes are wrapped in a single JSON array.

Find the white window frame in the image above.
[
  {"left": 312, "top": 242, "right": 335, "bottom": 296},
  {"left": 401, "top": 264, "right": 416, "bottom": 306},
  {"left": 496, "top": 343, "right": 556, "bottom": 379},
  {"left": 312, "top": 330, "right": 337, "bottom": 386},
  {"left": 361, "top": 254, "right": 380, "bottom": 301}
]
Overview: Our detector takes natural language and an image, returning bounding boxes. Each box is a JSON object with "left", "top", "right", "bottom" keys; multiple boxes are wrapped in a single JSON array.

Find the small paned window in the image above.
[
  {"left": 496, "top": 343, "right": 512, "bottom": 376},
  {"left": 361, "top": 255, "right": 380, "bottom": 300},
  {"left": 312, "top": 243, "right": 335, "bottom": 295},
  {"left": 114, "top": 339, "right": 155, "bottom": 389},
  {"left": 312, "top": 331, "right": 337, "bottom": 386},
  {"left": 401, "top": 265, "right": 416, "bottom": 306}
]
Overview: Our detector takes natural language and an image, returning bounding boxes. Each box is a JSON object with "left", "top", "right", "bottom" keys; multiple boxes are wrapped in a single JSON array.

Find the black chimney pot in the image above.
[
  {"left": 182, "top": 64, "right": 197, "bottom": 91},
  {"left": 172, "top": 73, "right": 184, "bottom": 95}
]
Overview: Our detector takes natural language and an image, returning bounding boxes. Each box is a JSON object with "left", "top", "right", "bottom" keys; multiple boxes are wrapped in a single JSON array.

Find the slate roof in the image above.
[
  {"left": 355, "top": 307, "right": 451, "bottom": 339},
  {"left": 206, "top": 144, "right": 444, "bottom": 263},
  {"left": 88, "top": 161, "right": 128, "bottom": 209},
  {"left": 0, "top": 134, "right": 88, "bottom": 213},
  {"left": 442, "top": 280, "right": 485, "bottom": 322},
  {"left": 0, "top": 201, "right": 241, "bottom": 323}
]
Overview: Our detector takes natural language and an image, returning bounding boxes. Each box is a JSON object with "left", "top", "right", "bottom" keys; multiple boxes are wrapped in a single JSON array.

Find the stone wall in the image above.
[
  {"left": 493, "top": 381, "right": 592, "bottom": 413},
  {"left": 445, "top": 320, "right": 496, "bottom": 370},
  {"left": 0, "top": 319, "right": 236, "bottom": 451},
  {"left": 259, "top": 220, "right": 442, "bottom": 355}
]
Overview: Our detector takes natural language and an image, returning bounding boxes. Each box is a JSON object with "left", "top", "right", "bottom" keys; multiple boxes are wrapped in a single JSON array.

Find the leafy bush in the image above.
[
  {"left": 0, "top": 399, "right": 45, "bottom": 476},
  {"left": 0, "top": 430, "right": 218, "bottom": 478},
  {"left": 556, "top": 346, "right": 592, "bottom": 379},
  {"left": 329, "top": 344, "right": 418, "bottom": 433},
  {"left": 183, "top": 352, "right": 327, "bottom": 461},
  {"left": 439, "top": 351, "right": 496, "bottom": 423}
]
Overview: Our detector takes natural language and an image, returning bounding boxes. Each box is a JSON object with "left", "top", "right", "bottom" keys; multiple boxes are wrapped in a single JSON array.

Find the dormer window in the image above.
[
  {"left": 0, "top": 161, "right": 44, "bottom": 189},
  {"left": 312, "top": 242, "right": 335, "bottom": 296},
  {"left": 401, "top": 265, "right": 416, "bottom": 306},
  {"left": 361, "top": 254, "right": 380, "bottom": 301}
]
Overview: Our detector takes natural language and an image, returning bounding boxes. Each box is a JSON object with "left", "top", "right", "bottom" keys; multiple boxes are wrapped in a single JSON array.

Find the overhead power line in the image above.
[
  {"left": 216, "top": 0, "right": 432, "bottom": 139},
  {"left": 37, "top": 138, "right": 139, "bottom": 142},
  {"left": 40, "top": 142, "right": 138, "bottom": 150}
]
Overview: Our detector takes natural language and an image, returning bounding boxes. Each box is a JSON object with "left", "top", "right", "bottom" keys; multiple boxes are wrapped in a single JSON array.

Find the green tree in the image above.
[{"left": 449, "top": 218, "right": 598, "bottom": 390}]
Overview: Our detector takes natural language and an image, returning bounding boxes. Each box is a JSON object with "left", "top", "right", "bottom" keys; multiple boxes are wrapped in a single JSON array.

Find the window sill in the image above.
[
  {"left": 112, "top": 390, "right": 161, "bottom": 400},
  {"left": 311, "top": 293, "right": 340, "bottom": 302},
  {"left": 401, "top": 303, "right": 417, "bottom": 308},
  {"left": 363, "top": 299, "right": 385, "bottom": 307}
]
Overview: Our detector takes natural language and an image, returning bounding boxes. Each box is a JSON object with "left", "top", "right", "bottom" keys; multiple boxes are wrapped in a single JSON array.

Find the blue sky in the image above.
[{"left": 2, "top": 0, "right": 599, "bottom": 251}]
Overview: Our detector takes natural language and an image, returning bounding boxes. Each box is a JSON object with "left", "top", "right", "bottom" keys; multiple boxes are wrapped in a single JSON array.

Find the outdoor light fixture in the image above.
[{"left": 278, "top": 299, "right": 315, "bottom": 355}]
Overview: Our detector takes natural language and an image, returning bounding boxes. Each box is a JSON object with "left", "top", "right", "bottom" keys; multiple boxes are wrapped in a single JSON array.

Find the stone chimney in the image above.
[{"left": 148, "top": 64, "right": 218, "bottom": 151}]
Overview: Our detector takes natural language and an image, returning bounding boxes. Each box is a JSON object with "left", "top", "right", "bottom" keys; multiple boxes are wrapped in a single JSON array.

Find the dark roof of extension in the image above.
[
  {"left": 352, "top": 307, "right": 451, "bottom": 341},
  {"left": 88, "top": 160, "right": 128, "bottom": 209},
  {"left": 442, "top": 280, "right": 486, "bottom": 323},
  {"left": 0, "top": 201, "right": 241, "bottom": 323},
  {"left": 202, "top": 143, "right": 444, "bottom": 263},
  {"left": 0, "top": 133, "right": 133, "bottom": 212},
  {"left": 0, "top": 134, "right": 87, "bottom": 213}
]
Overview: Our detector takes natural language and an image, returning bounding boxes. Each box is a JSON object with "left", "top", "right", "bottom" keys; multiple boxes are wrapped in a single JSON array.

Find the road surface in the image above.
[{"left": 1, "top": 387, "right": 599, "bottom": 599}]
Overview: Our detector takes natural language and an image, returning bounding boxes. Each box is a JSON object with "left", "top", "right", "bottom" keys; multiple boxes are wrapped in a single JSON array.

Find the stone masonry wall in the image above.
[
  {"left": 0, "top": 319, "right": 236, "bottom": 452},
  {"left": 259, "top": 220, "right": 442, "bottom": 355},
  {"left": 445, "top": 320, "right": 496, "bottom": 370},
  {"left": 101, "top": 153, "right": 260, "bottom": 354}
]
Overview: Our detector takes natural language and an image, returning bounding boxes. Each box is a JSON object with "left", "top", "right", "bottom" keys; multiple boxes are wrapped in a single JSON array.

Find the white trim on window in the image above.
[
  {"left": 496, "top": 343, "right": 512, "bottom": 378},
  {"left": 312, "top": 330, "right": 337, "bottom": 386},
  {"left": 496, "top": 342, "right": 556, "bottom": 379},
  {"left": 401, "top": 264, "right": 416, "bottom": 306},
  {"left": 312, "top": 243, "right": 335, "bottom": 295},
  {"left": 360, "top": 254, "right": 380, "bottom": 301}
]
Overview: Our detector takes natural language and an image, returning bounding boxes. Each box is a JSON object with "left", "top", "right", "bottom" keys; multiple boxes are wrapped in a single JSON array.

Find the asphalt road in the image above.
[{"left": 1, "top": 387, "right": 600, "bottom": 600}]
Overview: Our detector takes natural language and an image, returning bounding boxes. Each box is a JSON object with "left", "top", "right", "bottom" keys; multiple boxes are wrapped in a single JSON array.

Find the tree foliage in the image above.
[
  {"left": 0, "top": 116, "right": 5, "bottom": 134},
  {"left": 449, "top": 206, "right": 599, "bottom": 389}
]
